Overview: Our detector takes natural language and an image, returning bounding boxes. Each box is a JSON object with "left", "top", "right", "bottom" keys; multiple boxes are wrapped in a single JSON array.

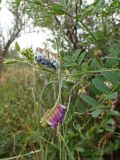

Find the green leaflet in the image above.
[
  {"left": 92, "top": 78, "right": 110, "bottom": 94},
  {"left": 80, "top": 94, "right": 98, "bottom": 108}
]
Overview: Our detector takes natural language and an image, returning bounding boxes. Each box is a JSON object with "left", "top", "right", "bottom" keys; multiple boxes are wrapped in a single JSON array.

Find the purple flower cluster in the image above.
[
  {"left": 47, "top": 104, "right": 66, "bottom": 128},
  {"left": 97, "top": 51, "right": 103, "bottom": 59}
]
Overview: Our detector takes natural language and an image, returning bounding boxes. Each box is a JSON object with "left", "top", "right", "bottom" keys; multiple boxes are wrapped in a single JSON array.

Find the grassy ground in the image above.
[{"left": 0, "top": 64, "right": 120, "bottom": 160}]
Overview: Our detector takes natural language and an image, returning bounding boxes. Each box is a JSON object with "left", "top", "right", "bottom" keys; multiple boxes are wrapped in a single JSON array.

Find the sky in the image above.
[
  {"left": 0, "top": 0, "right": 94, "bottom": 51},
  {"left": 0, "top": 0, "right": 54, "bottom": 51}
]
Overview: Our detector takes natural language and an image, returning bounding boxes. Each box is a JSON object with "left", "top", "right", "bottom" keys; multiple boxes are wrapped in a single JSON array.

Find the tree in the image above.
[
  {"left": 18, "top": 0, "right": 120, "bottom": 54},
  {"left": 0, "top": 0, "right": 25, "bottom": 73}
]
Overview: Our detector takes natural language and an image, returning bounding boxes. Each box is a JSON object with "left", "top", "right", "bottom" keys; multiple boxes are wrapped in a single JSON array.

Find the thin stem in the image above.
[
  {"left": 0, "top": 149, "right": 42, "bottom": 160},
  {"left": 68, "top": 68, "right": 120, "bottom": 76},
  {"left": 4, "top": 59, "right": 120, "bottom": 77},
  {"left": 60, "top": 134, "right": 75, "bottom": 160},
  {"left": 103, "top": 56, "right": 120, "bottom": 61}
]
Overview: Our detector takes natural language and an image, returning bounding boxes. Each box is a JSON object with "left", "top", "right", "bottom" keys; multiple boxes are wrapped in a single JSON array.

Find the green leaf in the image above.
[
  {"left": 91, "top": 57, "right": 102, "bottom": 69},
  {"left": 91, "top": 109, "right": 102, "bottom": 118},
  {"left": 15, "top": 0, "right": 21, "bottom": 6},
  {"left": 51, "top": 4, "right": 65, "bottom": 15},
  {"left": 105, "top": 125, "right": 114, "bottom": 132},
  {"left": 63, "top": 55, "right": 75, "bottom": 67},
  {"left": 4, "top": 59, "right": 17, "bottom": 64},
  {"left": 109, "top": 111, "right": 120, "bottom": 116},
  {"left": 80, "top": 94, "right": 98, "bottom": 107},
  {"left": 20, "top": 48, "right": 34, "bottom": 61},
  {"left": 102, "top": 71, "right": 119, "bottom": 85},
  {"left": 15, "top": 42, "right": 20, "bottom": 52},
  {"left": 51, "top": 4, "right": 64, "bottom": 10},
  {"left": 105, "top": 118, "right": 115, "bottom": 132},
  {"left": 106, "top": 119, "right": 115, "bottom": 125},
  {"left": 106, "top": 92, "right": 117, "bottom": 100},
  {"left": 76, "top": 5, "right": 94, "bottom": 20},
  {"left": 64, "top": 55, "right": 74, "bottom": 63},
  {"left": 94, "top": 56, "right": 103, "bottom": 68},
  {"left": 30, "top": 0, "right": 42, "bottom": 5},
  {"left": 78, "top": 52, "right": 86, "bottom": 65},
  {"left": 92, "top": 78, "right": 110, "bottom": 94},
  {"left": 73, "top": 49, "right": 81, "bottom": 61}
]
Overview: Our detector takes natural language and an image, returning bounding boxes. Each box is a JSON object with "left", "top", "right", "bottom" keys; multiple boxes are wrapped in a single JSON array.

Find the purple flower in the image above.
[{"left": 47, "top": 104, "right": 66, "bottom": 128}]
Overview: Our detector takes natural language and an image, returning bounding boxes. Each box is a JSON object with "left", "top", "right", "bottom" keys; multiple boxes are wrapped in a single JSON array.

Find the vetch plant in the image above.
[{"left": 2, "top": 0, "right": 120, "bottom": 159}]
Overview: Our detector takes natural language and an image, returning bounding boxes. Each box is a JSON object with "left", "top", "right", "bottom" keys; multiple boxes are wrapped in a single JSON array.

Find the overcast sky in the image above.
[{"left": 0, "top": 0, "right": 94, "bottom": 51}]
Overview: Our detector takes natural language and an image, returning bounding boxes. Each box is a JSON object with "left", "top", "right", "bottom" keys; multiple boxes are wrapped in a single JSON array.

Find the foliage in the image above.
[
  {"left": 18, "top": 0, "right": 120, "bottom": 52},
  {"left": 0, "top": 0, "right": 120, "bottom": 160}
]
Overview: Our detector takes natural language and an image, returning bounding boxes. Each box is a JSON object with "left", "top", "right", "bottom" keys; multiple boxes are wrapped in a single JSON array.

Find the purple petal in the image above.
[
  {"left": 59, "top": 112, "right": 66, "bottom": 122},
  {"left": 57, "top": 110, "right": 66, "bottom": 122},
  {"left": 47, "top": 120, "right": 58, "bottom": 128},
  {"left": 49, "top": 117, "right": 58, "bottom": 128},
  {"left": 57, "top": 105, "right": 66, "bottom": 113},
  {"left": 56, "top": 112, "right": 63, "bottom": 122},
  {"left": 51, "top": 116, "right": 58, "bottom": 124}
]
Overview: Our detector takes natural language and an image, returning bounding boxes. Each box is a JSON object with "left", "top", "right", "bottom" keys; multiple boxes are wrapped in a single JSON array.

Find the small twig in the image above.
[
  {"left": 64, "top": 81, "right": 80, "bottom": 121},
  {"left": 0, "top": 149, "right": 42, "bottom": 160}
]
